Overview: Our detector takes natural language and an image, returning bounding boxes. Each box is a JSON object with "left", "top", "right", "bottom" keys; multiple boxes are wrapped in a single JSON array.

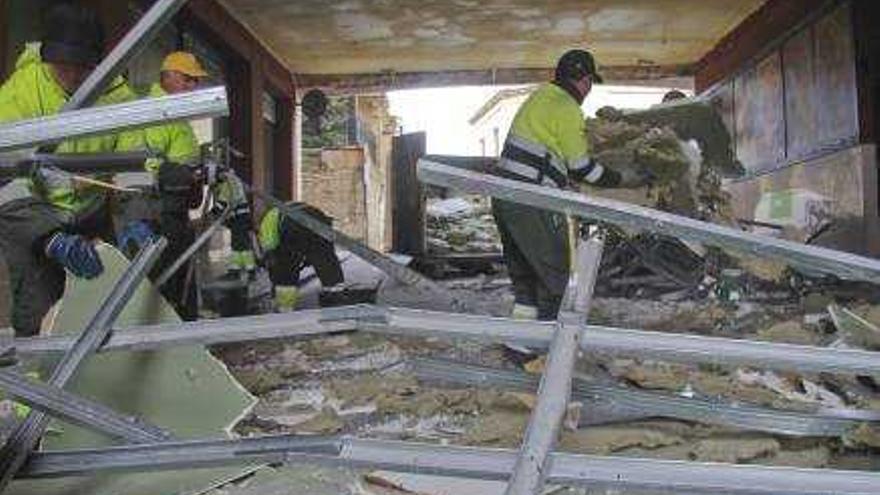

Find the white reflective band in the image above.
[
  {"left": 497, "top": 158, "right": 561, "bottom": 188},
  {"left": 585, "top": 163, "right": 605, "bottom": 183},
  {"left": 507, "top": 134, "right": 549, "bottom": 157},
  {"left": 498, "top": 158, "right": 540, "bottom": 181}
]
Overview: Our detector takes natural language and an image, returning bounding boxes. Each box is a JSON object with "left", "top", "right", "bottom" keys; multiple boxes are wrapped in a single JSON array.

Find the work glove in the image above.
[
  {"left": 45, "top": 232, "right": 103, "bottom": 279},
  {"left": 117, "top": 220, "right": 156, "bottom": 257}
]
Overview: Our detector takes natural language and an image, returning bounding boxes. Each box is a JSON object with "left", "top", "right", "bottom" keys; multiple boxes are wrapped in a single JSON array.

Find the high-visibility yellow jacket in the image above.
[
  {"left": 0, "top": 43, "right": 144, "bottom": 211},
  {"left": 142, "top": 83, "right": 199, "bottom": 172},
  {"left": 501, "top": 82, "right": 609, "bottom": 187}
]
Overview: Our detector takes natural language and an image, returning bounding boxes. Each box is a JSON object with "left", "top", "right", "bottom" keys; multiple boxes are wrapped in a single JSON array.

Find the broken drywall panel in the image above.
[{"left": 11, "top": 244, "right": 257, "bottom": 495}]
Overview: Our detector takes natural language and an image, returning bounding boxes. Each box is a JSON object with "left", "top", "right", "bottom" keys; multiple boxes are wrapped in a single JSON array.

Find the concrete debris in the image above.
[
  {"left": 690, "top": 437, "right": 780, "bottom": 463},
  {"left": 426, "top": 195, "right": 501, "bottom": 255},
  {"left": 844, "top": 423, "right": 880, "bottom": 449}
]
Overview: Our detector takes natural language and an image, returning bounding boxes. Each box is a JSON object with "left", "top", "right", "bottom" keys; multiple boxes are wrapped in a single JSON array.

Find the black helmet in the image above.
[
  {"left": 555, "top": 49, "right": 603, "bottom": 84},
  {"left": 41, "top": 3, "right": 105, "bottom": 66}
]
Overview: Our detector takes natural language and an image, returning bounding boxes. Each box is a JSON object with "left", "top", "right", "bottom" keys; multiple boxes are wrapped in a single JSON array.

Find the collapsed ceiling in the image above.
[{"left": 220, "top": 0, "right": 764, "bottom": 78}]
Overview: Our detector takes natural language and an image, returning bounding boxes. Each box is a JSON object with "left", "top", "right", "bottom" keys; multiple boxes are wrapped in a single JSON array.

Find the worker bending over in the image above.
[
  {"left": 0, "top": 4, "right": 144, "bottom": 336},
  {"left": 493, "top": 49, "right": 643, "bottom": 321},
  {"left": 258, "top": 204, "right": 345, "bottom": 311}
]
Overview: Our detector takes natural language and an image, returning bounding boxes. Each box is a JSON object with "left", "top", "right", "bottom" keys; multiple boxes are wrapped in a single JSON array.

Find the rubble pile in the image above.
[{"left": 425, "top": 195, "right": 502, "bottom": 254}]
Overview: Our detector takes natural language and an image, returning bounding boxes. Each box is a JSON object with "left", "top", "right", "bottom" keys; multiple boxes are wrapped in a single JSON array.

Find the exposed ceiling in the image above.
[{"left": 222, "top": 0, "right": 765, "bottom": 79}]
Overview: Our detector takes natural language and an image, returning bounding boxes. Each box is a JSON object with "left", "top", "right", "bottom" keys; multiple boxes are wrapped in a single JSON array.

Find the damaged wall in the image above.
[
  {"left": 356, "top": 95, "right": 395, "bottom": 252},
  {"left": 301, "top": 148, "right": 368, "bottom": 242}
]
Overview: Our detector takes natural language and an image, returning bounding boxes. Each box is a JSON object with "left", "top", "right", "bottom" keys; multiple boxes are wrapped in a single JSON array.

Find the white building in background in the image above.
[{"left": 469, "top": 85, "right": 690, "bottom": 157}]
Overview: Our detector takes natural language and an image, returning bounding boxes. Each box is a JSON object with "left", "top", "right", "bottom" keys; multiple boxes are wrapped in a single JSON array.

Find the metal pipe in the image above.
[
  {"left": 63, "top": 0, "right": 190, "bottom": 111},
  {"left": 0, "top": 238, "right": 167, "bottom": 489},
  {"left": 0, "top": 370, "right": 172, "bottom": 443},
  {"left": 0, "top": 87, "right": 229, "bottom": 153},
  {"left": 417, "top": 159, "right": 880, "bottom": 284},
  {"left": 506, "top": 237, "right": 604, "bottom": 495}
]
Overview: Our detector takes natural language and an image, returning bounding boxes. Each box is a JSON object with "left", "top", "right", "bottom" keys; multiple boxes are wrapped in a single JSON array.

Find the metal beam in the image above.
[
  {"left": 0, "top": 152, "right": 152, "bottom": 179},
  {"left": 0, "top": 238, "right": 167, "bottom": 489},
  {"left": 250, "top": 190, "right": 469, "bottom": 312},
  {"left": 411, "top": 359, "right": 880, "bottom": 437},
  {"left": 370, "top": 307, "right": 880, "bottom": 375},
  {"left": 19, "top": 436, "right": 880, "bottom": 495},
  {"left": 507, "top": 237, "right": 604, "bottom": 495},
  {"left": 416, "top": 159, "right": 880, "bottom": 284},
  {"left": 0, "top": 87, "right": 229, "bottom": 153},
  {"left": 13, "top": 304, "right": 880, "bottom": 376},
  {"left": 12, "top": 305, "right": 373, "bottom": 356},
  {"left": 63, "top": 0, "right": 190, "bottom": 111},
  {"left": 0, "top": 370, "right": 172, "bottom": 443}
]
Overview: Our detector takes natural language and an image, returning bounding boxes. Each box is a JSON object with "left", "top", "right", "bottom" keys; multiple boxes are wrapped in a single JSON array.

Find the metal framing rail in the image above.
[
  {"left": 417, "top": 158, "right": 880, "bottom": 284},
  {"left": 506, "top": 236, "right": 604, "bottom": 494},
  {"left": 0, "top": 87, "right": 229, "bottom": 153},
  {"left": 13, "top": 304, "right": 880, "bottom": 375},
  {"left": 62, "top": 0, "right": 190, "bottom": 111},
  {"left": 0, "top": 370, "right": 172, "bottom": 443},
  {"left": 18, "top": 436, "right": 880, "bottom": 495}
]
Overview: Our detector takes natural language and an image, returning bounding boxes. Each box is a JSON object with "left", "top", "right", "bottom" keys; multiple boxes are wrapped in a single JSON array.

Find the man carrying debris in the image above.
[
  {"left": 116, "top": 51, "right": 213, "bottom": 320},
  {"left": 0, "top": 4, "right": 143, "bottom": 336},
  {"left": 493, "top": 49, "right": 642, "bottom": 321},
  {"left": 258, "top": 204, "right": 346, "bottom": 311}
]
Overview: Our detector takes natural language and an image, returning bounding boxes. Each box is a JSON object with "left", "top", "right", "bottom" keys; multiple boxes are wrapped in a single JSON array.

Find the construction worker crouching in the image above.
[
  {"left": 116, "top": 51, "right": 210, "bottom": 320},
  {"left": 258, "top": 204, "right": 346, "bottom": 311},
  {"left": 493, "top": 49, "right": 647, "bottom": 322},
  {"left": 0, "top": 4, "right": 144, "bottom": 336}
]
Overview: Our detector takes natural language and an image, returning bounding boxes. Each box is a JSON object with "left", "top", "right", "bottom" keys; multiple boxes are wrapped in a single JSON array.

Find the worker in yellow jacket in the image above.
[
  {"left": 115, "top": 51, "right": 212, "bottom": 320},
  {"left": 0, "top": 4, "right": 143, "bottom": 336},
  {"left": 493, "top": 49, "right": 643, "bottom": 321}
]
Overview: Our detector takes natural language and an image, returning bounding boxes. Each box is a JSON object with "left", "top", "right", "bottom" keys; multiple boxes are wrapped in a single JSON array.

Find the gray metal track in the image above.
[
  {"left": 0, "top": 238, "right": 167, "bottom": 489},
  {"left": 417, "top": 158, "right": 880, "bottom": 284},
  {"left": 0, "top": 369, "right": 172, "bottom": 443},
  {"left": 411, "top": 359, "right": 879, "bottom": 437},
  {"left": 0, "top": 87, "right": 229, "bottom": 152},
  {"left": 19, "top": 436, "right": 880, "bottom": 495},
  {"left": 373, "top": 307, "right": 880, "bottom": 375},
  {"left": 62, "top": 0, "right": 190, "bottom": 111},
  {"left": 12, "top": 305, "right": 374, "bottom": 355},
  {"left": 507, "top": 237, "right": 604, "bottom": 495}
]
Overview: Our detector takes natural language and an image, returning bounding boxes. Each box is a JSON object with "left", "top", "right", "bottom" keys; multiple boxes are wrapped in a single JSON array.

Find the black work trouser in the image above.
[
  {"left": 492, "top": 198, "right": 569, "bottom": 321},
  {"left": 117, "top": 192, "right": 197, "bottom": 320},
  {"left": 0, "top": 197, "right": 113, "bottom": 336},
  {"left": 266, "top": 205, "right": 343, "bottom": 288}
]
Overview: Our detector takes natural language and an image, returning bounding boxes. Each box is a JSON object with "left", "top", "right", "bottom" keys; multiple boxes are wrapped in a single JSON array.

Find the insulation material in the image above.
[{"left": 11, "top": 244, "right": 257, "bottom": 495}]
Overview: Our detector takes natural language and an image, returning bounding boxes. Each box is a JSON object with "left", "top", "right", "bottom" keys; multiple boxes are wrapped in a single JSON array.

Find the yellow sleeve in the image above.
[{"left": 554, "top": 104, "right": 590, "bottom": 167}]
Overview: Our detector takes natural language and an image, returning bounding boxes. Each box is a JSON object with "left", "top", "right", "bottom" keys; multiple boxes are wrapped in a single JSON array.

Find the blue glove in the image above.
[
  {"left": 117, "top": 220, "right": 156, "bottom": 255},
  {"left": 45, "top": 233, "right": 104, "bottom": 279}
]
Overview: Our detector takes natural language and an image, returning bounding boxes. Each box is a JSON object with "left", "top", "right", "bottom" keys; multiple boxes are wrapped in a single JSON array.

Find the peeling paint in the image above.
[
  {"left": 334, "top": 13, "right": 394, "bottom": 42},
  {"left": 223, "top": 0, "right": 765, "bottom": 75}
]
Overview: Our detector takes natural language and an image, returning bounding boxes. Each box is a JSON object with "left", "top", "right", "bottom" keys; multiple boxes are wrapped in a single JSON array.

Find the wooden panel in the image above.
[
  {"left": 782, "top": 27, "right": 817, "bottom": 161},
  {"left": 813, "top": 2, "right": 858, "bottom": 148},
  {"left": 734, "top": 52, "right": 785, "bottom": 172},
  {"left": 391, "top": 132, "right": 427, "bottom": 256},
  {"left": 852, "top": 0, "right": 880, "bottom": 144},
  {"left": 695, "top": 0, "right": 827, "bottom": 92}
]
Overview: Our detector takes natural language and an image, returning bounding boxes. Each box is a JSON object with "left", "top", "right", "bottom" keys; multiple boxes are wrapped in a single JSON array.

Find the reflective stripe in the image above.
[
  {"left": 584, "top": 163, "right": 605, "bottom": 183},
  {"left": 498, "top": 158, "right": 561, "bottom": 188},
  {"left": 506, "top": 134, "right": 567, "bottom": 178}
]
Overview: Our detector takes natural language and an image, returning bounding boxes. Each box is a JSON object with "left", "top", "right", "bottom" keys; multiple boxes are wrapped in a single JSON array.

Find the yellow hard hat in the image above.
[{"left": 161, "top": 51, "right": 208, "bottom": 78}]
